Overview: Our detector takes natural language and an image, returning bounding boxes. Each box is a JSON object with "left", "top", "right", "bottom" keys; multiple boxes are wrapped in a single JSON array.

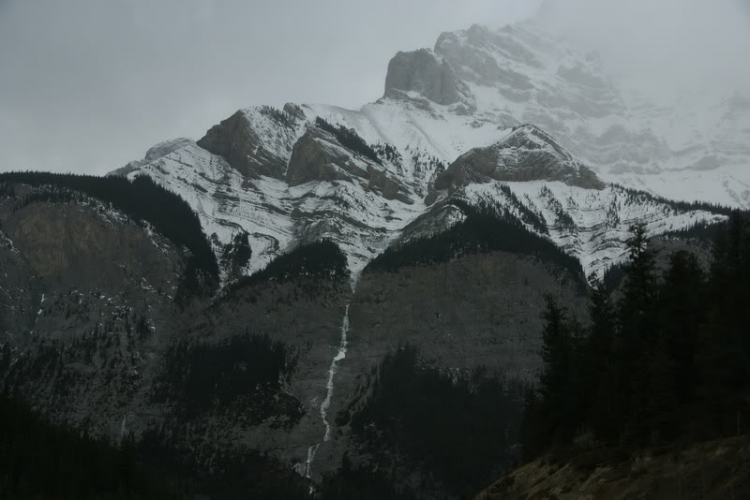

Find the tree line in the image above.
[{"left": 524, "top": 213, "right": 750, "bottom": 459}]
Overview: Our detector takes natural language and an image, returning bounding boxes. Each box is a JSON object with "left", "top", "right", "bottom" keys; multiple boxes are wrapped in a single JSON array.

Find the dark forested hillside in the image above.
[
  {"left": 152, "top": 331, "right": 302, "bottom": 425},
  {"left": 347, "top": 345, "right": 529, "bottom": 498},
  {"left": 0, "top": 391, "right": 179, "bottom": 499},
  {"left": 523, "top": 212, "right": 750, "bottom": 460}
]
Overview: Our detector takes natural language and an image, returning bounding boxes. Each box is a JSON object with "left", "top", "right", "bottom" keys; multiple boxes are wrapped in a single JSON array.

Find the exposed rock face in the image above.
[
  {"left": 4, "top": 205, "right": 176, "bottom": 288},
  {"left": 384, "top": 49, "right": 464, "bottom": 105},
  {"left": 286, "top": 127, "right": 369, "bottom": 186},
  {"left": 197, "top": 108, "right": 302, "bottom": 179},
  {"left": 477, "top": 436, "right": 750, "bottom": 500},
  {"left": 0, "top": 193, "right": 185, "bottom": 440},
  {"left": 436, "top": 125, "right": 605, "bottom": 190},
  {"left": 366, "top": 166, "right": 412, "bottom": 204},
  {"left": 435, "top": 25, "right": 538, "bottom": 89}
]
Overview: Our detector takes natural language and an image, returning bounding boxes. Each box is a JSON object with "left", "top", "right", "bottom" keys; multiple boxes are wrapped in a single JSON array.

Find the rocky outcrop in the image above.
[
  {"left": 3, "top": 204, "right": 180, "bottom": 290},
  {"left": 436, "top": 125, "right": 605, "bottom": 190},
  {"left": 366, "top": 166, "right": 412, "bottom": 204},
  {"left": 477, "top": 436, "right": 750, "bottom": 500},
  {"left": 285, "top": 127, "right": 369, "bottom": 186},
  {"left": 436, "top": 25, "right": 537, "bottom": 89},
  {"left": 197, "top": 107, "right": 301, "bottom": 179},
  {"left": 384, "top": 49, "right": 465, "bottom": 105},
  {"left": 285, "top": 127, "right": 413, "bottom": 205},
  {"left": 0, "top": 192, "right": 185, "bottom": 440},
  {"left": 0, "top": 228, "right": 36, "bottom": 342}
]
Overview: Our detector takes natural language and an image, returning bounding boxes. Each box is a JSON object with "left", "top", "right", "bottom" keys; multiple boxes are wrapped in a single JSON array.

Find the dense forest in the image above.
[
  {"left": 0, "top": 391, "right": 180, "bottom": 499},
  {"left": 224, "top": 239, "right": 349, "bottom": 298},
  {"left": 524, "top": 212, "right": 750, "bottom": 460},
  {"left": 0, "top": 386, "right": 414, "bottom": 499},
  {"left": 134, "top": 426, "right": 310, "bottom": 499},
  {"left": 152, "top": 332, "right": 300, "bottom": 424},
  {"left": 0, "top": 172, "right": 218, "bottom": 284},
  {"left": 365, "top": 199, "right": 584, "bottom": 281},
  {"left": 346, "top": 346, "right": 528, "bottom": 498}
]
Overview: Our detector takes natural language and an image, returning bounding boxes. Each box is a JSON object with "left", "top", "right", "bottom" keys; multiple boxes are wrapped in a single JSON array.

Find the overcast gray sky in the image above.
[
  {"left": 0, "top": 0, "right": 541, "bottom": 174},
  {"left": 1, "top": 0, "right": 748, "bottom": 175}
]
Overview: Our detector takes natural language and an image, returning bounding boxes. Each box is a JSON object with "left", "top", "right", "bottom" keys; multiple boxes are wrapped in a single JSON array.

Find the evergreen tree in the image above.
[
  {"left": 617, "top": 223, "right": 660, "bottom": 444},
  {"left": 643, "top": 333, "right": 679, "bottom": 443},
  {"left": 658, "top": 251, "right": 706, "bottom": 406},
  {"left": 698, "top": 212, "right": 750, "bottom": 436},
  {"left": 583, "top": 276, "right": 618, "bottom": 442},
  {"left": 520, "top": 388, "right": 545, "bottom": 461},
  {"left": 538, "top": 296, "right": 576, "bottom": 444}
]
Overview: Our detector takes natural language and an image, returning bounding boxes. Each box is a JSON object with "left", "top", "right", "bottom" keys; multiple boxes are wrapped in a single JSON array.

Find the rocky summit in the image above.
[{"left": 0, "top": 15, "right": 744, "bottom": 500}]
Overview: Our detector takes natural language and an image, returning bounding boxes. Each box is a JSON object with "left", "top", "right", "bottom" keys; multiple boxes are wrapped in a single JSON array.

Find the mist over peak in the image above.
[{"left": 529, "top": 0, "right": 750, "bottom": 103}]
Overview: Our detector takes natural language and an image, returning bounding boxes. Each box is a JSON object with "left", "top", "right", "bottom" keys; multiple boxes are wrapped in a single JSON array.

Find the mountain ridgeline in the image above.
[{"left": 366, "top": 198, "right": 583, "bottom": 282}]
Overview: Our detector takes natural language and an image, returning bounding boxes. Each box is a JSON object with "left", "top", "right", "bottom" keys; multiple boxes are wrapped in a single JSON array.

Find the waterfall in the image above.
[
  {"left": 320, "top": 303, "right": 349, "bottom": 442},
  {"left": 303, "top": 282, "right": 354, "bottom": 480}
]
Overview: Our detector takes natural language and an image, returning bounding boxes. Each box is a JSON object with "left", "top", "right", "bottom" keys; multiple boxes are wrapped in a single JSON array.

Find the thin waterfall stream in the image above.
[{"left": 303, "top": 297, "right": 352, "bottom": 480}]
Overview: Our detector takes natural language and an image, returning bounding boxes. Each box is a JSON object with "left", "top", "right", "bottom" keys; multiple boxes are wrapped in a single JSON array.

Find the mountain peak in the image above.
[{"left": 383, "top": 48, "right": 467, "bottom": 106}]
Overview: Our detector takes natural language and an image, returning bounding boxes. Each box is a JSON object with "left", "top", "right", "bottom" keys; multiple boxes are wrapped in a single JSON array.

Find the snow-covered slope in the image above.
[
  {"left": 461, "top": 181, "right": 724, "bottom": 276},
  {"left": 120, "top": 114, "right": 426, "bottom": 279},
  {"left": 116, "top": 109, "right": 724, "bottom": 283}
]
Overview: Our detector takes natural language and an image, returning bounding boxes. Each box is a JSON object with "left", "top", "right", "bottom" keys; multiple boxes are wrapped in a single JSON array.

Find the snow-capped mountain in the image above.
[
  {"left": 5, "top": 18, "right": 745, "bottom": 498},
  {"left": 112, "top": 21, "right": 738, "bottom": 281}
]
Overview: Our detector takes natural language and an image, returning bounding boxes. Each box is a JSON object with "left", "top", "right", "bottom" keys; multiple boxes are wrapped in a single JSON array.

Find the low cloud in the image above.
[{"left": 534, "top": 0, "right": 750, "bottom": 102}]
